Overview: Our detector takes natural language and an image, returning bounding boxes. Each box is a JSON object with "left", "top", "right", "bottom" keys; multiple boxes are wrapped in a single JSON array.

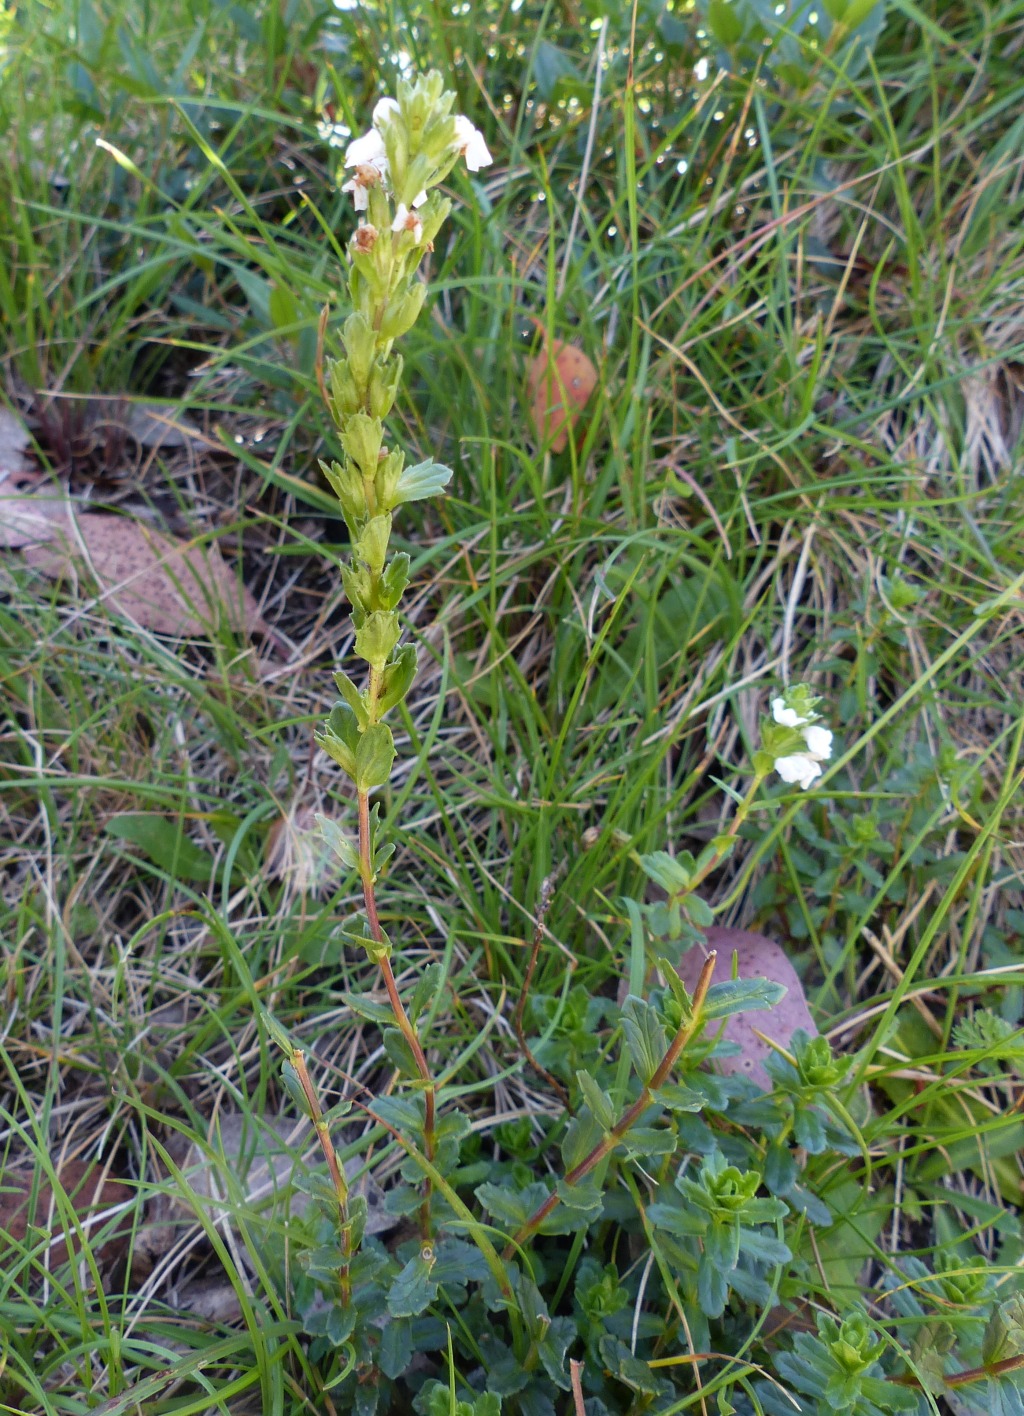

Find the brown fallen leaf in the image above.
[
  {"left": 0, "top": 1155, "right": 133, "bottom": 1272},
  {"left": 0, "top": 465, "right": 70, "bottom": 549},
  {"left": 676, "top": 926, "right": 817, "bottom": 1089},
  {"left": 17, "top": 509, "right": 267, "bottom": 639},
  {"left": 526, "top": 328, "right": 598, "bottom": 453}
]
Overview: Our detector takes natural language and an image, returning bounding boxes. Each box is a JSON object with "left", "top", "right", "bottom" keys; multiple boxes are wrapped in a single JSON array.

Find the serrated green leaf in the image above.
[
  {"left": 373, "top": 1093, "right": 425, "bottom": 1137},
  {"left": 652, "top": 1082, "right": 706, "bottom": 1114},
  {"left": 317, "top": 814, "right": 360, "bottom": 873},
  {"left": 620, "top": 996, "right": 666, "bottom": 1084},
  {"left": 561, "top": 1108, "right": 604, "bottom": 1171},
  {"left": 700, "top": 977, "right": 786, "bottom": 1021},
  {"left": 617, "top": 1124, "right": 678, "bottom": 1159},
  {"left": 554, "top": 1177, "right": 604, "bottom": 1217},
  {"left": 383, "top": 1026, "right": 421, "bottom": 1079},
  {"left": 387, "top": 1248, "right": 438, "bottom": 1317},
  {"left": 476, "top": 1181, "right": 576, "bottom": 1235},
  {"left": 378, "top": 643, "right": 418, "bottom": 716},
  {"left": 638, "top": 850, "right": 691, "bottom": 893},
  {"left": 391, "top": 458, "right": 453, "bottom": 505},
  {"left": 354, "top": 722, "right": 396, "bottom": 791},
  {"left": 575, "top": 1070, "right": 616, "bottom": 1129}
]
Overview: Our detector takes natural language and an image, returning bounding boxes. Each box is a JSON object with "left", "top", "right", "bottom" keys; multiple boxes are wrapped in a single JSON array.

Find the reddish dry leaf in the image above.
[
  {"left": 676, "top": 926, "right": 817, "bottom": 1089},
  {"left": 0, "top": 466, "right": 70, "bottom": 549},
  {"left": 0, "top": 1156, "right": 133, "bottom": 1271},
  {"left": 526, "top": 332, "right": 598, "bottom": 453},
  {"left": 19, "top": 510, "right": 267, "bottom": 638}
]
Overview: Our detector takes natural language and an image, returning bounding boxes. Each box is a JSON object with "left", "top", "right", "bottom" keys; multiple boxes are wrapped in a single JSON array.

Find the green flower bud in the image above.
[
  {"left": 368, "top": 354, "right": 403, "bottom": 420},
  {"left": 795, "top": 1033, "right": 848, "bottom": 1089},
  {"left": 320, "top": 458, "right": 366, "bottom": 532},
  {"left": 375, "top": 448, "right": 406, "bottom": 509},
  {"left": 355, "top": 610, "right": 401, "bottom": 674},
  {"left": 333, "top": 669, "right": 370, "bottom": 729},
  {"left": 935, "top": 1253, "right": 989, "bottom": 1306},
  {"left": 356, "top": 513, "right": 392, "bottom": 575},
  {"left": 328, "top": 357, "right": 361, "bottom": 419},
  {"left": 341, "top": 413, "right": 384, "bottom": 476},
  {"left": 342, "top": 311, "right": 377, "bottom": 388},
  {"left": 377, "top": 643, "right": 417, "bottom": 716},
  {"left": 315, "top": 703, "right": 361, "bottom": 780},
  {"left": 341, "top": 561, "right": 372, "bottom": 625},
  {"left": 379, "top": 282, "right": 426, "bottom": 341},
  {"left": 822, "top": 1312, "right": 886, "bottom": 1374},
  {"left": 379, "top": 552, "right": 411, "bottom": 610}
]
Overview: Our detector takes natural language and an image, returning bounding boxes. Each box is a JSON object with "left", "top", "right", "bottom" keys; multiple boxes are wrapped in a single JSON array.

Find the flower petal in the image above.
[
  {"left": 453, "top": 113, "right": 493, "bottom": 172},
  {"left": 775, "top": 754, "right": 822, "bottom": 790},
  {"left": 341, "top": 178, "right": 370, "bottom": 212},
  {"left": 345, "top": 129, "right": 387, "bottom": 170},
  {"left": 804, "top": 725, "right": 833, "bottom": 760},
  {"left": 373, "top": 97, "right": 400, "bottom": 126},
  {"left": 772, "top": 697, "right": 808, "bottom": 728}
]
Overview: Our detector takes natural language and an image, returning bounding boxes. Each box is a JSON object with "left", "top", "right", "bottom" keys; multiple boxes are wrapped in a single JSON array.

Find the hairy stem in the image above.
[
  {"left": 504, "top": 952, "right": 717, "bottom": 1256},
  {"left": 292, "top": 1049, "right": 352, "bottom": 1304},
  {"left": 357, "top": 789, "right": 437, "bottom": 1154}
]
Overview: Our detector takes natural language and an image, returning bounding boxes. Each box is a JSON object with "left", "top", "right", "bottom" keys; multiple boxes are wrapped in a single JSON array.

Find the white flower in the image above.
[
  {"left": 803, "top": 725, "right": 833, "bottom": 760},
  {"left": 341, "top": 163, "right": 385, "bottom": 212},
  {"left": 373, "top": 97, "right": 400, "bottom": 126},
  {"left": 775, "top": 754, "right": 824, "bottom": 791},
  {"left": 345, "top": 127, "right": 388, "bottom": 171},
  {"left": 772, "top": 697, "right": 809, "bottom": 729},
  {"left": 411, "top": 189, "right": 428, "bottom": 208},
  {"left": 392, "top": 203, "right": 423, "bottom": 243},
  {"left": 453, "top": 114, "right": 492, "bottom": 172}
]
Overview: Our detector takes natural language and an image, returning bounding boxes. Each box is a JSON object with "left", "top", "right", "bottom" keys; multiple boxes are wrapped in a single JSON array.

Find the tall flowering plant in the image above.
[
  {"left": 261, "top": 75, "right": 494, "bottom": 1343},
  {"left": 313, "top": 74, "right": 491, "bottom": 1162}
]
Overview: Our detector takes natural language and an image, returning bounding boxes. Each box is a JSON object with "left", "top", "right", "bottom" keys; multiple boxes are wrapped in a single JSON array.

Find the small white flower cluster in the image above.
[
  {"left": 341, "top": 97, "right": 492, "bottom": 231},
  {"left": 771, "top": 697, "right": 833, "bottom": 791}
]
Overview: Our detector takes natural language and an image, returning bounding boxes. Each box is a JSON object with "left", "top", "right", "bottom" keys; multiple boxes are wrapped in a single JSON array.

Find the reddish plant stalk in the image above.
[
  {"left": 504, "top": 952, "right": 717, "bottom": 1257},
  {"left": 357, "top": 788, "right": 436, "bottom": 1153}
]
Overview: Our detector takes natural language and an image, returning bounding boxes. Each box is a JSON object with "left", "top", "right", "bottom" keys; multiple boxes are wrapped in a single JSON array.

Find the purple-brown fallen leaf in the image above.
[
  {"left": 526, "top": 328, "right": 598, "bottom": 454},
  {"left": 0, "top": 467, "right": 70, "bottom": 549},
  {"left": 676, "top": 926, "right": 817, "bottom": 1089},
  {"left": 0, "top": 1155, "right": 133, "bottom": 1272},
  {"left": 22, "top": 511, "right": 267, "bottom": 638}
]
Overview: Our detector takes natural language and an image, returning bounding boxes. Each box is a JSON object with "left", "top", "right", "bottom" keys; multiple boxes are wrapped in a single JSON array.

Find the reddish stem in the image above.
[
  {"left": 357, "top": 789, "right": 436, "bottom": 1152},
  {"left": 504, "top": 952, "right": 717, "bottom": 1256}
]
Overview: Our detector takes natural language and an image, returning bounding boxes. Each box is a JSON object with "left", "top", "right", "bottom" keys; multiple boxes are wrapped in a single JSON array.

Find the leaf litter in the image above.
[
  {"left": 2, "top": 424, "right": 269, "bottom": 639},
  {"left": 677, "top": 927, "right": 817, "bottom": 1089}
]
